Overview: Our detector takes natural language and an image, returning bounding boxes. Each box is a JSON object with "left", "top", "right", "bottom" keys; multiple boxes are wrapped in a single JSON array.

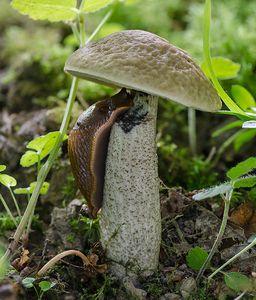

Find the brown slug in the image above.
[{"left": 68, "top": 89, "right": 133, "bottom": 218}]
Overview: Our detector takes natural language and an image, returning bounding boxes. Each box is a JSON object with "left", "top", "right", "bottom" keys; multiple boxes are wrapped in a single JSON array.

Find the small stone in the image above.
[
  {"left": 167, "top": 269, "right": 185, "bottom": 283},
  {"left": 123, "top": 277, "right": 147, "bottom": 300},
  {"left": 180, "top": 277, "right": 197, "bottom": 299},
  {"left": 159, "top": 292, "right": 181, "bottom": 300}
]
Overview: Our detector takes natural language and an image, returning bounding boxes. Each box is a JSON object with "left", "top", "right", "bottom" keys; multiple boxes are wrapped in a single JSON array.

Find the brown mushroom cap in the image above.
[{"left": 64, "top": 30, "right": 221, "bottom": 112}]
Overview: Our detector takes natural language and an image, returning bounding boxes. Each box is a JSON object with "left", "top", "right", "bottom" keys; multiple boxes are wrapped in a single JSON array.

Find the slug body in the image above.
[{"left": 68, "top": 89, "right": 133, "bottom": 218}]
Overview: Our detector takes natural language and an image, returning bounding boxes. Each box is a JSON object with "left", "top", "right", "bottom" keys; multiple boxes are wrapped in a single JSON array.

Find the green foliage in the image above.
[
  {"left": 82, "top": 0, "right": 115, "bottom": 13},
  {"left": 20, "top": 132, "right": 67, "bottom": 167},
  {"left": 203, "top": 0, "right": 244, "bottom": 115},
  {"left": 227, "top": 157, "right": 256, "bottom": 180},
  {"left": 22, "top": 277, "right": 56, "bottom": 299},
  {"left": 14, "top": 181, "right": 50, "bottom": 195},
  {"left": 233, "top": 175, "right": 256, "bottom": 189},
  {"left": 11, "top": 0, "right": 77, "bottom": 22},
  {"left": 186, "top": 247, "right": 208, "bottom": 271},
  {"left": 212, "top": 120, "right": 243, "bottom": 138},
  {"left": 0, "top": 166, "right": 6, "bottom": 172},
  {"left": 38, "top": 280, "right": 56, "bottom": 292},
  {"left": 224, "top": 272, "right": 252, "bottom": 292},
  {"left": 69, "top": 216, "right": 100, "bottom": 245},
  {"left": 11, "top": 0, "right": 117, "bottom": 22},
  {"left": 0, "top": 174, "right": 17, "bottom": 188},
  {"left": 0, "top": 247, "right": 8, "bottom": 278},
  {"left": 0, "top": 165, "right": 17, "bottom": 188},
  {"left": 201, "top": 57, "right": 240, "bottom": 80},
  {"left": 231, "top": 85, "right": 255, "bottom": 111},
  {"left": 194, "top": 156, "right": 256, "bottom": 200},
  {"left": 0, "top": 214, "right": 20, "bottom": 233}
]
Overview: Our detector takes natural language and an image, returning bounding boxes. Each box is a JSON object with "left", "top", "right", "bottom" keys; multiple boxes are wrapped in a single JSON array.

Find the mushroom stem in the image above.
[{"left": 100, "top": 93, "right": 161, "bottom": 278}]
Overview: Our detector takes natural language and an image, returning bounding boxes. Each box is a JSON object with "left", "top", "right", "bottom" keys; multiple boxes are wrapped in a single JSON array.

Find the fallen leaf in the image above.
[{"left": 229, "top": 202, "right": 254, "bottom": 226}]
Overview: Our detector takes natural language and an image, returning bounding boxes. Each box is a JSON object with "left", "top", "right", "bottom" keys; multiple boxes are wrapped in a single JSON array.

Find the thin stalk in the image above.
[
  {"left": 203, "top": 0, "right": 245, "bottom": 116},
  {"left": 0, "top": 193, "right": 17, "bottom": 226},
  {"left": 188, "top": 107, "right": 197, "bottom": 155},
  {"left": 26, "top": 200, "right": 36, "bottom": 236},
  {"left": 196, "top": 190, "right": 232, "bottom": 281},
  {"left": 79, "top": 0, "right": 86, "bottom": 10},
  {"left": 86, "top": 8, "right": 113, "bottom": 44},
  {"left": 79, "top": 13, "right": 86, "bottom": 46},
  {"left": 208, "top": 236, "right": 256, "bottom": 280},
  {"left": 71, "top": 23, "right": 80, "bottom": 44},
  {"left": 8, "top": 187, "right": 21, "bottom": 218},
  {"left": 37, "top": 249, "right": 90, "bottom": 276},
  {"left": 37, "top": 154, "right": 41, "bottom": 174}
]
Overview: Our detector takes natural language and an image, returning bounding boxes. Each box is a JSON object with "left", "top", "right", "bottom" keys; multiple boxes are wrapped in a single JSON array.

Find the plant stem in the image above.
[
  {"left": 8, "top": 187, "right": 21, "bottom": 218},
  {"left": 86, "top": 8, "right": 113, "bottom": 44},
  {"left": 203, "top": 0, "right": 245, "bottom": 116},
  {"left": 188, "top": 107, "right": 197, "bottom": 155},
  {"left": 37, "top": 249, "right": 91, "bottom": 276},
  {"left": 208, "top": 236, "right": 256, "bottom": 280},
  {"left": 26, "top": 200, "right": 36, "bottom": 236},
  {"left": 196, "top": 190, "right": 232, "bottom": 281},
  {"left": 37, "top": 154, "right": 41, "bottom": 174},
  {"left": 0, "top": 193, "right": 17, "bottom": 226}
]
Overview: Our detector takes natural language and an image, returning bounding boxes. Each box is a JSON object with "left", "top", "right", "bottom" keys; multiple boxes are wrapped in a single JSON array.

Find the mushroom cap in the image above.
[{"left": 64, "top": 30, "right": 221, "bottom": 111}]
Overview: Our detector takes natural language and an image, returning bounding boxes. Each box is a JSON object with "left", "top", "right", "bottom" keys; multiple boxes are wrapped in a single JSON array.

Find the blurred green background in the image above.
[{"left": 1, "top": 0, "right": 256, "bottom": 190}]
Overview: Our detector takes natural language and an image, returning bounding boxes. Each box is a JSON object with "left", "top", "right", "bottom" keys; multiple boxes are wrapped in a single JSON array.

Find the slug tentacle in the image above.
[{"left": 68, "top": 89, "right": 133, "bottom": 218}]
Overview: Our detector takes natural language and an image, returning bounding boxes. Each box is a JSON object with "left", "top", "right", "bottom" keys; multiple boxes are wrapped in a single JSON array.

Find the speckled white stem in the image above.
[{"left": 100, "top": 93, "right": 161, "bottom": 278}]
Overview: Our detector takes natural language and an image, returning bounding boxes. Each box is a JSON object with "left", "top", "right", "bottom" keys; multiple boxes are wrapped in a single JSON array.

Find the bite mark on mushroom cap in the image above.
[{"left": 64, "top": 30, "right": 221, "bottom": 112}]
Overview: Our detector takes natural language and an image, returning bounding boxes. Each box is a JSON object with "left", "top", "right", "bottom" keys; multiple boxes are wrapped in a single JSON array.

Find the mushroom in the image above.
[{"left": 64, "top": 30, "right": 221, "bottom": 278}]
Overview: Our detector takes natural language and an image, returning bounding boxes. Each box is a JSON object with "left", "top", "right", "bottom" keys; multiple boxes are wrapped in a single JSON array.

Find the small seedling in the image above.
[
  {"left": 0, "top": 164, "right": 19, "bottom": 225},
  {"left": 20, "top": 131, "right": 67, "bottom": 171},
  {"left": 22, "top": 277, "right": 56, "bottom": 300}
]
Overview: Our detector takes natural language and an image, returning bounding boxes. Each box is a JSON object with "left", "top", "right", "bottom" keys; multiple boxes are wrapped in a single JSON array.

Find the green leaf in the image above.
[
  {"left": 231, "top": 85, "right": 255, "bottom": 111},
  {"left": 14, "top": 182, "right": 49, "bottom": 195},
  {"left": 201, "top": 57, "right": 241, "bottom": 80},
  {"left": 186, "top": 247, "right": 208, "bottom": 271},
  {"left": 0, "top": 174, "right": 17, "bottom": 187},
  {"left": 192, "top": 183, "right": 232, "bottom": 200},
  {"left": 227, "top": 157, "right": 256, "bottom": 180},
  {"left": 0, "top": 165, "right": 6, "bottom": 172},
  {"left": 233, "top": 175, "right": 256, "bottom": 189},
  {"left": 11, "top": 0, "right": 77, "bottom": 22},
  {"left": 39, "top": 280, "right": 56, "bottom": 292},
  {"left": 212, "top": 120, "right": 243, "bottom": 138},
  {"left": 216, "top": 110, "right": 249, "bottom": 121},
  {"left": 14, "top": 187, "right": 30, "bottom": 195},
  {"left": 83, "top": 0, "right": 115, "bottom": 13},
  {"left": 27, "top": 131, "right": 67, "bottom": 159},
  {"left": 233, "top": 129, "right": 256, "bottom": 152},
  {"left": 29, "top": 182, "right": 50, "bottom": 195},
  {"left": 22, "top": 277, "right": 36, "bottom": 288},
  {"left": 21, "top": 132, "right": 67, "bottom": 167},
  {"left": 27, "top": 131, "right": 60, "bottom": 152},
  {"left": 20, "top": 150, "right": 39, "bottom": 167},
  {"left": 224, "top": 272, "right": 252, "bottom": 292}
]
